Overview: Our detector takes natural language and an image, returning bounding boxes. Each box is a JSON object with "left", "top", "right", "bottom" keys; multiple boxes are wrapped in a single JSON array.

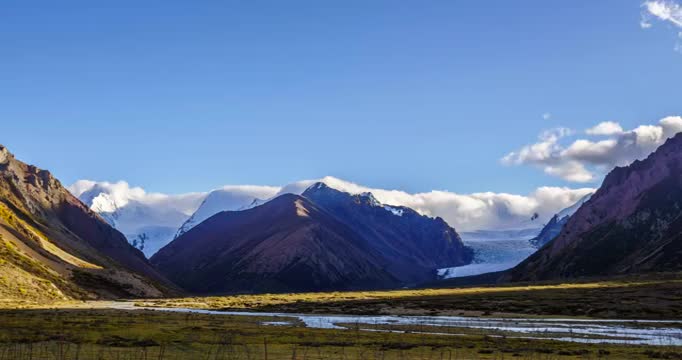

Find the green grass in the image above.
[
  {"left": 0, "top": 308, "right": 678, "bottom": 359},
  {"left": 136, "top": 273, "right": 682, "bottom": 320}
]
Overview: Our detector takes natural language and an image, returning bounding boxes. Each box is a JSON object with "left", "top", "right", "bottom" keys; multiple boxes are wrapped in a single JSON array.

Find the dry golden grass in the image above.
[{"left": 136, "top": 274, "right": 682, "bottom": 320}]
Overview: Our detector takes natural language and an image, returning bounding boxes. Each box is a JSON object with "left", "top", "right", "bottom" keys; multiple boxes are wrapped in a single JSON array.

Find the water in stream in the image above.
[{"left": 110, "top": 303, "right": 682, "bottom": 346}]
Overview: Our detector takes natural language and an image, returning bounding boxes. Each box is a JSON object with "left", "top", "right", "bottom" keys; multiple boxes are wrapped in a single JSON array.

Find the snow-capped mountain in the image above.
[
  {"left": 70, "top": 176, "right": 593, "bottom": 258},
  {"left": 153, "top": 182, "right": 472, "bottom": 293},
  {"left": 174, "top": 186, "right": 279, "bottom": 238},
  {"left": 69, "top": 181, "right": 206, "bottom": 257}
]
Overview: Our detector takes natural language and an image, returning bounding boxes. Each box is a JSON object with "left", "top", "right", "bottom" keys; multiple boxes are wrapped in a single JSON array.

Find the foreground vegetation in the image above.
[
  {"left": 0, "top": 274, "right": 680, "bottom": 358},
  {"left": 0, "top": 308, "right": 679, "bottom": 359},
  {"left": 137, "top": 273, "right": 682, "bottom": 320}
]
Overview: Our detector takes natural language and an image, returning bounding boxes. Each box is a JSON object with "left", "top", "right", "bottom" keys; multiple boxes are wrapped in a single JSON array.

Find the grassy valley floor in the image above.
[
  {"left": 136, "top": 273, "right": 682, "bottom": 320},
  {"left": 0, "top": 308, "right": 680, "bottom": 359},
  {"left": 0, "top": 274, "right": 681, "bottom": 359}
]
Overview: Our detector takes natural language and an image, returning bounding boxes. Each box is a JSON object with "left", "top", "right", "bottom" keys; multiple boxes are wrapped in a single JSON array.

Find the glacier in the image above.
[{"left": 438, "top": 228, "right": 540, "bottom": 279}]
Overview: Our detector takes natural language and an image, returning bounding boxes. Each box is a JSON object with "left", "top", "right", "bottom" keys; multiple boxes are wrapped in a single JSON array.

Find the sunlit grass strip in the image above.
[{"left": 135, "top": 278, "right": 682, "bottom": 310}]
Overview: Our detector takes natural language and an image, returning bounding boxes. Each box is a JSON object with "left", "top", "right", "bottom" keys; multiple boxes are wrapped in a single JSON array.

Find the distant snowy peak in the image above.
[
  {"left": 69, "top": 180, "right": 208, "bottom": 257},
  {"left": 76, "top": 186, "right": 125, "bottom": 228},
  {"left": 174, "top": 186, "right": 279, "bottom": 238},
  {"left": 74, "top": 183, "right": 124, "bottom": 218},
  {"left": 88, "top": 192, "right": 120, "bottom": 214}
]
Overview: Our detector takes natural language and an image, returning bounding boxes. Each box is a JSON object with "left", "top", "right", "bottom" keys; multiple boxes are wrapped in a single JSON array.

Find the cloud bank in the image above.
[
  {"left": 69, "top": 180, "right": 207, "bottom": 216},
  {"left": 70, "top": 177, "right": 594, "bottom": 232},
  {"left": 502, "top": 116, "right": 682, "bottom": 183}
]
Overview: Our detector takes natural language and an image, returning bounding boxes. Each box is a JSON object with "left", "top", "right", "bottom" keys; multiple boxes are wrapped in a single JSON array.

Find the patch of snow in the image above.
[{"left": 383, "top": 205, "right": 404, "bottom": 216}]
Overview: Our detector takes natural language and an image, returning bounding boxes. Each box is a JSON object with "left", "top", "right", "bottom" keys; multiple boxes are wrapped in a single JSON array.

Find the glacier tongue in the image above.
[{"left": 438, "top": 229, "right": 539, "bottom": 279}]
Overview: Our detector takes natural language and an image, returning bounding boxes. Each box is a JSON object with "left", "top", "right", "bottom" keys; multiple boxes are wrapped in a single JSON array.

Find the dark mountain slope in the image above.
[
  {"left": 0, "top": 145, "right": 174, "bottom": 301},
  {"left": 153, "top": 184, "right": 473, "bottom": 293},
  {"left": 152, "top": 194, "right": 398, "bottom": 293},
  {"left": 508, "top": 133, "right": 682, "bottom": 281},
  {"left": 302, "top": 183, "right": 472, "bottom": 283}
]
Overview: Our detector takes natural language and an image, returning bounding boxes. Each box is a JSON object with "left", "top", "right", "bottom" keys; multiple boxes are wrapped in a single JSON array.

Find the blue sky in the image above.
[{"left": 2, "top": 1, "right": 681, "bottom": 194}]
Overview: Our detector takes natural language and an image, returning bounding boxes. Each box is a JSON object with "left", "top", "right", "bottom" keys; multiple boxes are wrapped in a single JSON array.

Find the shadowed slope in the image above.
[
  {"left": 302, "top": 183, "right": 472, "bottom": 283},
  {"left": 154, "top": 182, "right": 473, "bottom": 293},
  {"left": 152, "top": 194, "right": 397, "bottom": 293}
]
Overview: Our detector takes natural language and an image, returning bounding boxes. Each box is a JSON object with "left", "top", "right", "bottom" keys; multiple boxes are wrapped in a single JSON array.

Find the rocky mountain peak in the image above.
[
  {"left": 302, "top": 182, "right": 383, "bottom": 207},
  {"left": 357, "top": 192, "right": 381, "bottom": 207}
]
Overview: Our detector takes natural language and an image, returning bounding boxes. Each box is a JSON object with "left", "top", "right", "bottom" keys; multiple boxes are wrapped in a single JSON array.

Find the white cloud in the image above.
[
  {"left": 544, "top": 161, "right": 594, "bottom": 183},
  {"left": 70, "top": 176, "right": 595, "bottom": 233},
  {"left": 585, "top": 121, "right": 624, "bottom": 136},
  {"left": 501, "top": 127, "right": 571, "bottom": 166},
  {"left": 542, "top": 113, "right": 552, "bottom": 120},
  {"left": 68, "top": 180, "right": 206, "bottom": 216},
  {"left": 643, "top": 1, "right": 682, "bottom": 27},
  {"left": 502, "top": 115, "right": 682, "bottom": 183},
  {"left": 641, "top": 1, "right": 682, "bottom": 51},
  {"left": 69, "top": 181, "right": 281, "bottom": 256}
]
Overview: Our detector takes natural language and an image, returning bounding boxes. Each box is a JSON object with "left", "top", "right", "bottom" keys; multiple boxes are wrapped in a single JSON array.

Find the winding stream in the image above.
[{"left": 105, "top": 302, "right": 682, "bottom": 346}]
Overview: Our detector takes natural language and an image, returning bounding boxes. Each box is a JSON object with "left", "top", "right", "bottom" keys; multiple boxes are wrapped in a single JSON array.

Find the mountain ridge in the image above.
[
  {"left": 508, "top": 132, "right": 682, "bottom": 281},
  {"left": 152, "top": 193, "right": 399, "bottom": 293},
  {"left": 152, "top": 183, "right": 473, "bottom": 293},
  {"left": 0, "top": 144, "right": 175, "bottom": 301}
]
